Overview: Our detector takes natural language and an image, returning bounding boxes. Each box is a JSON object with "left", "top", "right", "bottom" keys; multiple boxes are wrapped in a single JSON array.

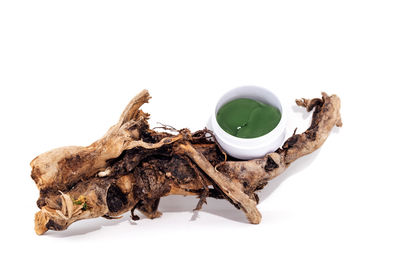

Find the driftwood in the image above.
[{"left": 30, "top": 90, "right": 342, "bottom": 235}]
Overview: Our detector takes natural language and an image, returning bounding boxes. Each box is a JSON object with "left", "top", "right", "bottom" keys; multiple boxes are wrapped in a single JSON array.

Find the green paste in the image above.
[{"left": 216, "top": 98, "right": 281, "bottom": 138}]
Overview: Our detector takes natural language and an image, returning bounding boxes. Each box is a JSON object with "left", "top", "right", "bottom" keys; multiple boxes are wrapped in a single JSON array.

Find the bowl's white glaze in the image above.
[{"left": 210, "top": 86, "right": 287, "bottom": 160}]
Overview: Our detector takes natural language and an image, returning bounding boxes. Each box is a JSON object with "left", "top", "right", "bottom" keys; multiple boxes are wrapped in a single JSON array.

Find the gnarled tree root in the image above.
[{"left": 31, "top": 90, "right": 341, "bottom": 235}]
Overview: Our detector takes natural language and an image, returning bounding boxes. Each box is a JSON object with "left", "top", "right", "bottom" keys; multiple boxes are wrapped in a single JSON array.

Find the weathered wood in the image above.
[{"left": 31, "top": 90, "right": 342, "bottom": 235}]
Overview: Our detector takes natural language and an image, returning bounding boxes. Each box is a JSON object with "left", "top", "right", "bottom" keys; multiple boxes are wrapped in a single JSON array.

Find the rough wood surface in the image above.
[{"left": 30, "top": 90, "right": 342, "bottom": 235}]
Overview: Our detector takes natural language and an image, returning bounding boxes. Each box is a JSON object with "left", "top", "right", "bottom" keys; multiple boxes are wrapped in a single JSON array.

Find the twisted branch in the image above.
[{"left": 31, "top": 90, "right": 341, "bottom": 235}]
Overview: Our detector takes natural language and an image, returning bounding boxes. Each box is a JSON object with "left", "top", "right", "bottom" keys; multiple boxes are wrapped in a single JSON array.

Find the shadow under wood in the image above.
[
  {"left": 45, "top": 214, "right": 132, "bottom": 238},
  {"left": 159, "top": 195, "right": 249, "bottom": 224},
  {"left": 197, "top": 149, "right": 321, "bottom": 223},
  {"left": 258, "top": 148, "right": 321, "bottom": 203}
]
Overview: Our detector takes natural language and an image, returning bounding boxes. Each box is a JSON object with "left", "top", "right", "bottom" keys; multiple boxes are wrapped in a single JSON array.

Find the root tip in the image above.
[
  {"left": 295, "top": 98, "right": 306, "bottom": 107},
  {"left": 34, "top": 211, "right": 49, "bottom": 235}
]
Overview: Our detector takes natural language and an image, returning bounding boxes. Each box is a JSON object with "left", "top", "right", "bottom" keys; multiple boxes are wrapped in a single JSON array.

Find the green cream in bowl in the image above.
[
  {"left": 217, "top": 98, "right": 282, "bottom": 139},
  {"left": 210, "top": 86, "right": 287, "bottom": 160}
]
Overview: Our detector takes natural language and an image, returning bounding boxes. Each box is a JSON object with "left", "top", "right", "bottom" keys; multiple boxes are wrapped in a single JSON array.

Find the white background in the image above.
[{"left": 1, "top": 1, "right": 399, "bottom": 266}]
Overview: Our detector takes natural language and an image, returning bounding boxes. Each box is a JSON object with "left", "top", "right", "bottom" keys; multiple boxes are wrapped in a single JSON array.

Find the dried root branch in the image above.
[{"left": 31, "top": 90, "right": 341, "bottom": 235}]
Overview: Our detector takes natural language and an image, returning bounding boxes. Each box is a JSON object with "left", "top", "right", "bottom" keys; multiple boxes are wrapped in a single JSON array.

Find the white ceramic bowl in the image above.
[{"left": 209, "top": 86, "right": 287, "bottom": 160}]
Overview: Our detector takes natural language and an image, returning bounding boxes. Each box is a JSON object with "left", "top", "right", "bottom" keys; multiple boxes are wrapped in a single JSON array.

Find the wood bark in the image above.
[{"left": 30, "top": 90, "right": 342, "bottom": 235}]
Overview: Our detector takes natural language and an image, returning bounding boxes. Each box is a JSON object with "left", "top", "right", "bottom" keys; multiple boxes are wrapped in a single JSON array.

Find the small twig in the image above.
[{"left": 153, "top": 122, "right": 179, "bottom": 132}]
